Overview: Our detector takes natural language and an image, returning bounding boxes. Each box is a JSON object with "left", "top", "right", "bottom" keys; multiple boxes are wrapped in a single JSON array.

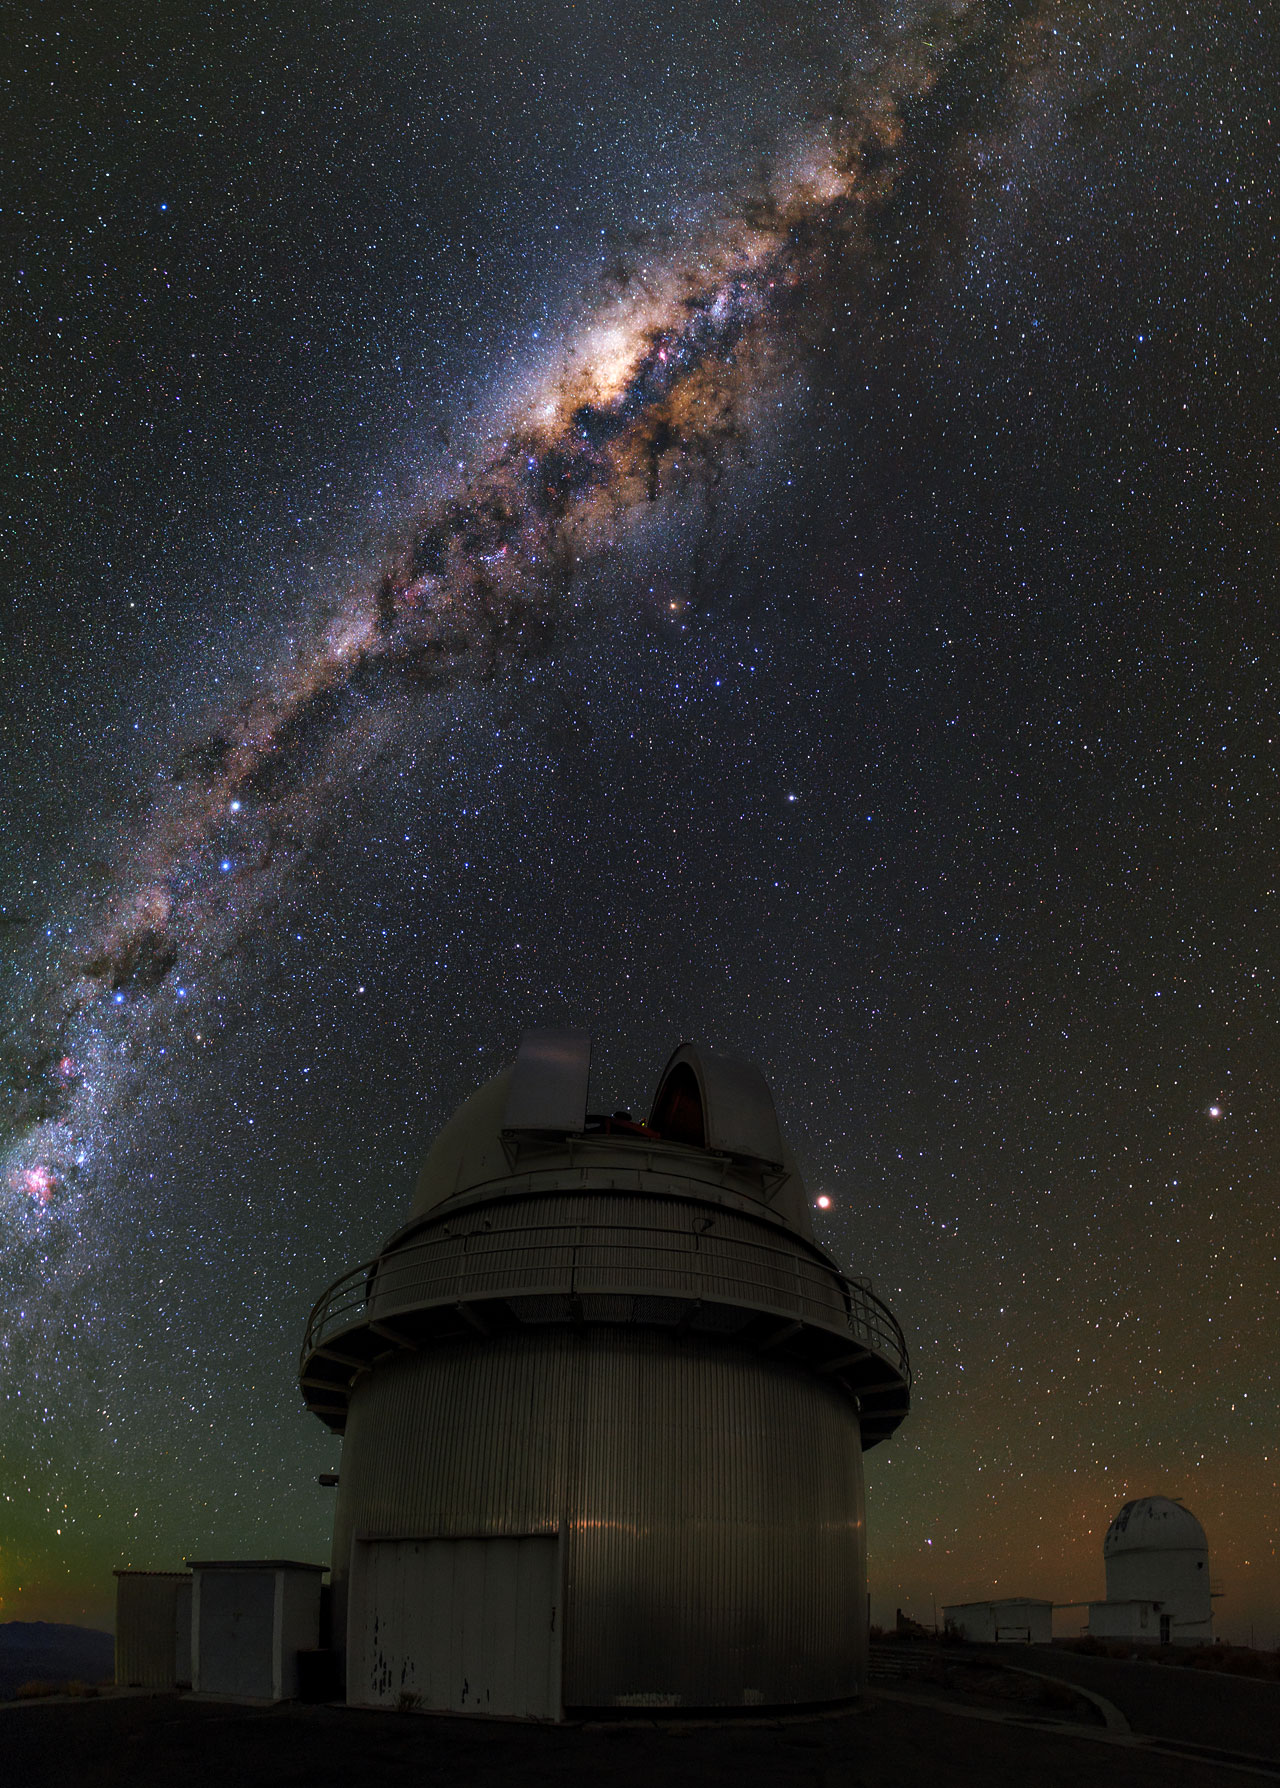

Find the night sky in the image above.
[{"left": 3, "top": 0, "right": 1277, "bottom": 1643}]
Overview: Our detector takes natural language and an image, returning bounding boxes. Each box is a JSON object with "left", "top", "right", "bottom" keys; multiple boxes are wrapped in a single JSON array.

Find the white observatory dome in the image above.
[
  {"left": 1103, "top": 1497, "right": 1208, "bottom": 1557},
  {"left": 1098, "top": 1496, "right": 1213, "bottom": 1645}
]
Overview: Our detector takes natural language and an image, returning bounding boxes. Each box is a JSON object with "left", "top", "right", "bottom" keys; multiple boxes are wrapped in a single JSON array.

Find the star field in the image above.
[{"left": 2, "top": 0, "right": 1277, "bottom": 1644}]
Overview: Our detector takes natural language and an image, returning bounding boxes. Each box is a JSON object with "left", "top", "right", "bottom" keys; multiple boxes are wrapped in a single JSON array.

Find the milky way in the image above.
[{"left": 3, "top": 0, "right": 1066, "bottom": 1216}]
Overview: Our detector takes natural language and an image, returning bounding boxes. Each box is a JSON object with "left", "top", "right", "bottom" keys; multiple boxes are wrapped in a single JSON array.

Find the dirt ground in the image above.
[{"left": 4, "top": 1690, "right": 1273, "bottom": 1788}]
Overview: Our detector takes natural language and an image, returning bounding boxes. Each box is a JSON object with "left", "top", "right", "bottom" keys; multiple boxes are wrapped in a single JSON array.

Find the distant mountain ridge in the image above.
[{"left": 0, "top": 1622, "right": 114, "bottom": 1699}]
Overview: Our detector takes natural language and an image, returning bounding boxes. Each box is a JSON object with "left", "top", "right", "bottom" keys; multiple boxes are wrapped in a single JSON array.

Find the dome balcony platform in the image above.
[{"left": 300, "top": 1186, "right": 909, "bottom": 1448}]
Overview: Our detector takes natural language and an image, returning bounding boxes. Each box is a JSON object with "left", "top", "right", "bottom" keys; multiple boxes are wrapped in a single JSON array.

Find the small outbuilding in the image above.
[
  {"left": 942, "top": 1599, "right": 1053, "bottom": 1645},
  {"left": 114, "top": 1570, "right": 192, "bottom": 1688},
  {"left": 189, "top": 1560, "right": 324, "bottom": 1702}
]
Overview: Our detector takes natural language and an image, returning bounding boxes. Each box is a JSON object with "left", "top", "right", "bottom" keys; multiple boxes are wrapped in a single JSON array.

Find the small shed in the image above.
[
  {"left": 114, "top": 1570, "right": 192, "bottom": 1688},
  {"left": 942, "top": 1598, "right": 1053, "bottom": 1645},
  {"left": 189, "top": 1560, "right": 324, "bottom": 1701}
]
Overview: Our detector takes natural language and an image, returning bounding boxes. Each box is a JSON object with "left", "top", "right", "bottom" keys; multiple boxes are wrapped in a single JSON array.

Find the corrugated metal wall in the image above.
[
  {"left": 114, "top": 1572, "right": 190, "bottom": 1688},
  {"left": 350, "top": 1537, "right": 560, "bottom": 1717},
  {"left": 331, "top": 1328, "right": 865, "bottom": 1709}
]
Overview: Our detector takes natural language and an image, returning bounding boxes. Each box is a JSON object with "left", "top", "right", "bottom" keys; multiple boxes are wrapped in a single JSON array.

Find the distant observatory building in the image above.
[
  {"left": 300, "top": 1032, "right": 910, "bottom": 1717},
  {"left": 1088, "top": 1496, "right": 1214, "bottom": 1645},
  {"left": 941, "top": 1495, "right": 1217, "bottom": 1649}
]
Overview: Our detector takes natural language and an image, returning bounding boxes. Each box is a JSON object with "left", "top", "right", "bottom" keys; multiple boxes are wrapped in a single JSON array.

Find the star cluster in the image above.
[{"left": 2, "top": 0, "right": 1276, "bottom": 1641}]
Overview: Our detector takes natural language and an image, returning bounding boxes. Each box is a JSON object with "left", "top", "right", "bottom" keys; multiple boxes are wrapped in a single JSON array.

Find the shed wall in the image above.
[
  {"left": 174, "top": 1578, "right": 193, "bottom": 1685},
  {"left": 942, "top": 1605, "right": 995, "bottom": 1644},
  {"left": 276, "top": 1570, "right": 323, "bottom": 1699},
  {"left": 331, "top": 1327, "right": 865, "bottom": 1709},
  {"left": 193, "top": 1569, "right": 276, "bottom": 1699},
  {"left": 114, "top": 1573, "right": 190, "bottom": 1688}
]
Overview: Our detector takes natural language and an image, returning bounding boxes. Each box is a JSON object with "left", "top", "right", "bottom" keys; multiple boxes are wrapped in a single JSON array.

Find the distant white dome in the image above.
[{"left": 1104, "top": 1497, "right": 1207, "bottom": 1556}]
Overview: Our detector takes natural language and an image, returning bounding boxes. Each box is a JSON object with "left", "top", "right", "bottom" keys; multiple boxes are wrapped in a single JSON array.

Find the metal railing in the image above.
[{"left": 302, "top": 1218, "right": 909, "bottom": 1383}]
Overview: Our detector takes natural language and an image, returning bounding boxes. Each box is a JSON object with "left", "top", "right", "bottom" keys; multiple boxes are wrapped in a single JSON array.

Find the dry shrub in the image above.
[
  {"left": 13, "top": 1678, "right": 102, "bottom": 1701},
  {"left": 1181, "top": 1646, "right": 1280, "bottom": 1680}
]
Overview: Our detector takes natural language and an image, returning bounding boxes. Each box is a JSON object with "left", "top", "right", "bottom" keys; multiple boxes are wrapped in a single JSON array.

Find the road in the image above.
[{"left": 975, "top": 1645, "right": 1280, "bottom": 1760}]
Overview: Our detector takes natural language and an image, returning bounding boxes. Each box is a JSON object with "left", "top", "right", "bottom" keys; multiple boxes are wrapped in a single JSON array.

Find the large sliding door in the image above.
[{"left": 350, "top": 1536, "right": 560, "bottom": 1719}]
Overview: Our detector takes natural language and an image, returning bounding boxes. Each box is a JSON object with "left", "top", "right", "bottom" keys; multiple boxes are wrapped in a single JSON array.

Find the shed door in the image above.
[{"left": 351, "top": 1537, "right": 560, "bottom": 1719}]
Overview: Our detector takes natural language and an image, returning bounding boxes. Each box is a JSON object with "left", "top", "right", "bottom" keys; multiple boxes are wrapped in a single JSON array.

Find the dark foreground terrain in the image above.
[
  {"left": 0, "top": 1623, "right": 114, "bottom": 1700},
  {"left": 4, "top": 1690, "right": 1275, "bottom": 1788},
  {"left": 970, "top": 1641, "right": 1280, "bottom": 1759}
]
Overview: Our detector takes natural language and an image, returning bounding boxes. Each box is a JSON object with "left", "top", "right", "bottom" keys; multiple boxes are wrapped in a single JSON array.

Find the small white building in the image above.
[
  {"left": 942, "top": 1598, "right": 1053, "bottom": 1645},
  {"left": 189, "top": 1559, "right": 324, "bottom": 1701},
  {"left": 1087, "top": 1497, "right": 1213, "bottom": 1645}
]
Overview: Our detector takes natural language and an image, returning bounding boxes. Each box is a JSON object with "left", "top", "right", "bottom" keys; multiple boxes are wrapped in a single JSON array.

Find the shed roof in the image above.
[
  {"left": 186, "top": 1559, "right": 326, "bottom": 1572},
  {"left": 943, "top": 1598, "right": 1054, "bottom": 1611}
]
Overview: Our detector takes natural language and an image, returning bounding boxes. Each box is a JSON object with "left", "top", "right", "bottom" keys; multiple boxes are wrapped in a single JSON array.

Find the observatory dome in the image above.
[
  {"left": 404, "top": 1035, "right": 816, "bottom": 1235},
  {"left": 301, "top": 1030, "right": 910, "bottom": 1718},
  {"left": 1097, "top": 1495, "right": 1214, "bottom": 1646},
  {"left": 1103, "top": 1498, "right": 1208, "bottom": 1557},
  {"left": 411, "top": 1067, "right": 515, "bottom": 1217}
]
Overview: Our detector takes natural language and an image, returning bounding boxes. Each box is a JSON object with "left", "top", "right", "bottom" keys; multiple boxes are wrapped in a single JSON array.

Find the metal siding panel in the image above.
[
  {"left": 114, "top": 1574, "right": 189, "bottom": 1689},
  {"left": 333, "top": 1328, "right": 862, "bottom": 1710},
  {"left": 351, "top": 1536, "right": 557, "bottom": 1717},
  {"left": 174, "top": 1578, "right": 192, "bottom": 1685},
  {"left": 515, "top": 1537, "right": 557, "bottom": 1716},
  {"left": 454, "top": 1539, "right": 482, "bottom": 1709}
]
